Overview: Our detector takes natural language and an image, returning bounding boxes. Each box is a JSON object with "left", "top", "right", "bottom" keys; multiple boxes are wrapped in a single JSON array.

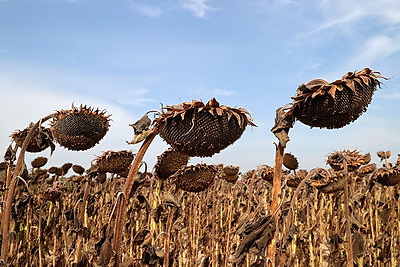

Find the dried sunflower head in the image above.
[
  {"left": 310, "top": 169, "right": 346, "bottom": 193},
  {"left": 289, "top": 68, "right": 387, "bottom": 129},
  {"left": 283, "top": 153, "right": 299, "bottom": 171},
  {"left": 357, "top": 163, "right": 377, "bottom": 177},
  {"left": 11, "top": 124, "right": 55, "bottom": 154},
  {"left": 219, "top": 165, "right": 240, "bottom": 183},
  {"left": 155, "top": 98, "right": 256, "bottom": 157},
  {"left": 72, "top": 164, "right": 85, "bottom": 175},
  {"left": 50, "top": 104, "right": 111, "bottom": 151},
  {"left": 377, "top": 151, "right": 391, "bottom": 161},
  {"left": 171, "top": 163, "right": 218, "bottom": 192},
  {"left": 286, "top": 169, "right": 308, "bottom": 188},
  {"left": 31, "top": 157, "right": 48, "bottom": 168},
  {"left": 61, "top": 163, "right": 73, "bottom": 175},
  {"left": 260, "top": 165, "right": 274, "bottom": 182},
  {"left": 48, "top": 166, "right": 62, "bottom": 176},
  {"left": 373, "top": 167, "right": 400, "bottom": 186},
  {"left": 93, "top": 150, "right": 135, "bottom": 176},
  {"left": 154, "top": 148, "right": 190, "bottom": 180},
  {"left": 326, "top": 150, "right": 365, "bottom": 172}
]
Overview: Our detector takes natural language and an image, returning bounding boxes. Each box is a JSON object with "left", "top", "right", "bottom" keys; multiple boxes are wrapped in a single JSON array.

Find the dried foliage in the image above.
[{"left": 1, "top": 151, "right": 400, "bottom": 266}]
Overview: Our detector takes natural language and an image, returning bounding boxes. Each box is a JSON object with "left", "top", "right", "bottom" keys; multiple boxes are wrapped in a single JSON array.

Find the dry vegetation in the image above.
[
  {"left": 1, "top": 68, "right": 397, "bottom": 266},
  {"left": 0, "top": 153, "right": 399, "bottom": 266}
]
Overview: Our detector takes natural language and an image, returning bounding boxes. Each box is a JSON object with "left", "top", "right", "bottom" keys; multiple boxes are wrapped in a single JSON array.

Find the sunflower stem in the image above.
[
  {"left": 113, "top": 131, "right": 157, "bottom": 267},
  {"left": 343, "top": 160, "right": 353, "bottom": 267},
  {"left": 268, "top": 143, "right": 284, "bottom": 266},
  {"left": 1, "top": 113, "right": 56, "bottom": 264},
  {"left": 75, "top": 175, "right": 92, "bottom": 264}
]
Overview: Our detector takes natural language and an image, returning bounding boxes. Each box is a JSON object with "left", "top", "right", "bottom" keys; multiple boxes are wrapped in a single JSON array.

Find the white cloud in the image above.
[
  {"left": 180, "top": 0, "right": 216, "bottom": 18},
  {"left": 128, "top": 2, "right": 164, "bottom": 17}
]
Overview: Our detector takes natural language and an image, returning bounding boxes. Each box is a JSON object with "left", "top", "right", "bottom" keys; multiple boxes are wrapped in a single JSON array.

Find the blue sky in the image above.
[{"left": 1, "top": 0, "right": 399, "bottom": 172}]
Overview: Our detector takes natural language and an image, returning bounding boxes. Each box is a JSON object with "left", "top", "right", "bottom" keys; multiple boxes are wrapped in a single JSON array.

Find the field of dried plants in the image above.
[
  {"left": 1, "top": 68, "right": 398, "bottom": 266},
  {"left": 0, "top": 151, "right": 399, "bottom": 266}
]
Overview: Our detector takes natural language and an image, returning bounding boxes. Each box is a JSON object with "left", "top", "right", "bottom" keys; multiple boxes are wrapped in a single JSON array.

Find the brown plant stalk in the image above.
[
  {"left": 75, "top": 175, "right": 93, "bottom": 264},
  {"left": 343, "top": 160, "right": 353, "bottom": 267},
  {"left": 267, "top": 143, "right": 284, "bottom": 266},
  {"left": 164, "top": 206, "right": 176, "bottom": 267},
  {"left": 284, "top": 168, "right": 331, "bottom": 238},
  {"left": 113, "top": 130, "right": 158, "bottom": 267},
  {"left": 1, "top": 113, "right": 56, "bottom": 264}
]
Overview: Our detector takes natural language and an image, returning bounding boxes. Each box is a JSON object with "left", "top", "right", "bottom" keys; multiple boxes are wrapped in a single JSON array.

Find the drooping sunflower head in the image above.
[
  {"left": 260, "top": 164, "right": 274, "bottom": 182},
  {"left": 171, "top": 163, "right": 218, "bottom": 192},
  {"left": 11, "top": 124, "right": 55, "bottom": 154},
  {"left": 31, "top": 156, "right": 48, "bottom": 168},
  {"left": 287, "top": 169, "right": 308, "bottom": 188},
  {"left": 289, "top": 68, "right": 387, "bottom": 129},
  {"left": 219, "top": 165, "right": 240, "bottom": 183},
  {"left": 283, "top": 153, "right": 299, "bottom": 171},
  {"left": 93, "top": 150, "right": 135, "bottom": 177},
  {"left": 373, "top": 167, "right": 400, "bottom": 186},
  {"left": 377, "top": 151, "right": 391, "bottom": 161},
  {"left": 154, "top": 98, "right": 256, "bottom": 157},
  {"left": 154, "top": 148, "right": 190, "bottom": 180},
  {"left": 326, "top": 149, "right": 367, "bottom": 172},
  {"left": 357, "top": 163, "right": 377, "bottom": 177},
  {"left": 310, "top": 169, "right": 346, "bottom": 194},
  {"left": 50, "top": 104, "right": 111, "bottom": 151}
]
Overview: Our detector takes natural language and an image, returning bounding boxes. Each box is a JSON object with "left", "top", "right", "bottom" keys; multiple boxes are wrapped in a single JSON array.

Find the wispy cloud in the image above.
[
  {"left": 379, "top": 91, "right": 400, "bottom": 100},
  {"left": 113, "top": 89, "right": 154, "bottom": 107},
  {"left": 180, "top": 0, "right": 217, "bottom": 18},
  {"left": 128, "top": 1, "right": 164, "bottom": 17},
  {"left": 192, "top": 86, "right": 239, "bottom": 97},
  {"left": 347, "top": 34, "right": 400, "bottom": 66},
  {"left": 300, "top": 0, "right": 400, "bottom": 36},
  {"left": 300, "top": 9, "right": 364, "bottom": 37},
  {"left": 213, "top": 89, "right": 239, "bottom": 96},
  {"left": 256, "top": 0, "right": 295, "bottom": 8}
]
